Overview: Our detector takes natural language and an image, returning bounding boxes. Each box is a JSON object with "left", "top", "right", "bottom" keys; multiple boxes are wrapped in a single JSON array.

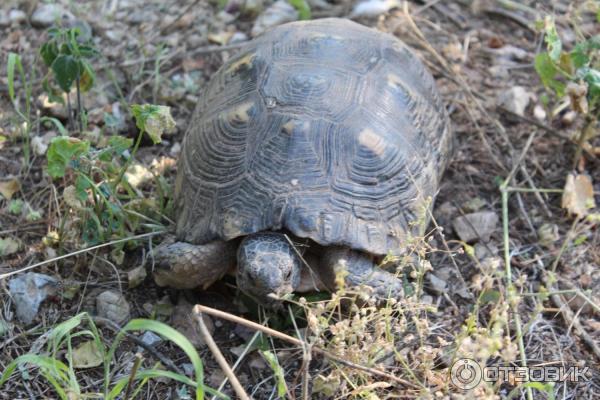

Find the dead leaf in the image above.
[
  {"left": 72, "top": 340, "right": 103, "bottom": 369},
  {"left": 567, "top": 82, "right": 588, "bottom": 114},
  {"left": 561, "top": 173, "right": 596, "bottom": 217},
  {"left": 0, "top": 179, "right": 20, "bottom": 200}
]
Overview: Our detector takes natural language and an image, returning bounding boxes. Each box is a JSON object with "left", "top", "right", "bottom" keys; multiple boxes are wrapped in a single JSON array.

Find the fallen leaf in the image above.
[
  {"left": 72, "top": 340, "right": 103, "bottom": 369},
  {"left": 562, "top": 173, "right": 596, "bottom": 217},
  {"left": 0, "top": 179, "right": 20, "bottom": 200}
]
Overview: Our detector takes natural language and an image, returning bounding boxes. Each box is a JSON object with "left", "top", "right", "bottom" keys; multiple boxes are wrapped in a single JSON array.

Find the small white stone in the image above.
[
  {"left": 230, "top": 31, "right": 248, "bottom": 43},
  {"left": 533, "top": 104, "right": 547, "bottom": 122},
  {"left": 350, "top": 0, "right": 400, "bottom": 19},
  {"left": 251, "top": 0, "right": 298, "bottom": 37},
  {"left": 31, "top": 4, "right": 75, "bottom": 28},
  {"left": 170, "top": 142, "right": 182, "bottom": 157},
  {"left": 497, "top": 86, "right": 533, "bottom": 117},
  {"left": 0, "top": 12, "right": 9, "bottom": 28},
  {"left": 9, "top": 9, "right": 26, "bottom": 24},
  {"left": 31, "top": 136, "right": 47, "bottom": 156}
]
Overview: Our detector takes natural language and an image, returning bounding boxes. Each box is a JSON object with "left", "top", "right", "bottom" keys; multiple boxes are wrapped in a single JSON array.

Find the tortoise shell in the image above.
[{"left": 174, "top": 18, "right": 452, "bottom": 256}]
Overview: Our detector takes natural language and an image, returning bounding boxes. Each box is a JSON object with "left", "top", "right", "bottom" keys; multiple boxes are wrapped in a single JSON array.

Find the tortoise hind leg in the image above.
[
  {"left": 152, "top": 239, "right": 238, "bottom": 289},
  {"left": 319, "top": 247, "right": 403, "bottom": 300}
]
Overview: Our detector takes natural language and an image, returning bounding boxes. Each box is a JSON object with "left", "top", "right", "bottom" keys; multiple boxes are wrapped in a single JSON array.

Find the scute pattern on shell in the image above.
[{"left": 175, "top": 18, "right": 452, "bottom": 256}]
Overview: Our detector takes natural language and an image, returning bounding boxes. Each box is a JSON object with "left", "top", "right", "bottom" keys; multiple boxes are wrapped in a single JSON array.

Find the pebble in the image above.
[
  {"left": 140, "top": 331, "right": 162, "bottom": 347},
  {"left": 127, "top": 266, "right": 147, "bottom": 288},
  {"left": 350, "top": 0, "right": 400, "bottom": 19},
  {"left": 426, "top": 273, "right": 448, "bottom": 294},
  {"left": 230, "top": 31, "right": 248, "bottom": 43},
  {"left": 452, "top": 211, "right": 499, "bottom": 242},
  {"left": 31, "top": 4, "right": 75, "bottom": 28},
  {"left": 105, "top": 29, "right": 124, "bottom": 43},
  {"left": 170, "top": 298, "right": 214, "bottom": 348},
  {"left": 497, "top": 86, "right": 533, "bottom": 117},
  {"left": 9, "top": 9, "right": 26, "bottom": 24},
  {"left": 0, "top": 13, "right": 8, "bottom": 27},
  {"left": 8, "top": 273, "right": 58, "bottom": 325},
  {"left": 533, "top": 104, "right": 547, "bottom": 121},
  {"left": 474, "top": 242, "right": 499, "bottom": 260},
  {"left": 96, "top": 290, "right": 130, "bottom": 325},
  {"left": 251, "top": 0, "right": 298, "bottom": 37}
]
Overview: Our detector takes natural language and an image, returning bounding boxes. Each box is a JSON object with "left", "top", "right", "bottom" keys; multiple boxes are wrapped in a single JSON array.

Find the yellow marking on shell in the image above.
[
  {"left": 282, "top": 121, "right": 295, "bottom": 135},
  {"left": 226, "top": 53, "right": 254, "bottom": 74},
  {"left": 358, "top": 128, "right": 385, "bottom": 156},
  {"left": 227, "top": 101, "right": 253, "bottom": 123},
  {"left": 387, "top": 73, "right": 403, "bottom": 88}
]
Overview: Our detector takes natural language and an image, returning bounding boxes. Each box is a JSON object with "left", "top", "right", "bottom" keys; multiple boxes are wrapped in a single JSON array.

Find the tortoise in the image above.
[{"left": 153, "top": 18, "right": 452, "bottom": 306}]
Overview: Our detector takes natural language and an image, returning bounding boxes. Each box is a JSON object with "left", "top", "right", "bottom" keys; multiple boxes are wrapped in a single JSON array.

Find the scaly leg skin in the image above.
[
  {"left": 237, "top": 232, "right": 302, "bottom": 307},
  {"left": 152, "top": 239, "right": 238, "bottom": 290},
  {"left": 320, "top": 247, "right": 403, "bottom": 300}
]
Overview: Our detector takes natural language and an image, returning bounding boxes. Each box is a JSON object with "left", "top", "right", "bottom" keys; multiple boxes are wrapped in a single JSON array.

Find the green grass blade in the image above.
[
  {"left": 0, "top": 354, "right": 71, "bottom": 399},
  {"left": 41, "top": 116, "right": 69, "bottom": 136},
  {"left": 260, "top": 350, "right": 288, "bottom": 397},
  {"left": 109, "top": 370, "right": 229, "bottom": 400},
  {"left": 108, "top": 319, "right": 207, "bottom": 400},
  {"left": 7, "top": 53, "right": 17, "bottom": 102}
]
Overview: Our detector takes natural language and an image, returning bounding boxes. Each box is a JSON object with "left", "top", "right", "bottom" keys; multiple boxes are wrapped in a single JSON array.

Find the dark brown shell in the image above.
[{"left": 174, "top": 18, "right": 452, "bottom": 256}]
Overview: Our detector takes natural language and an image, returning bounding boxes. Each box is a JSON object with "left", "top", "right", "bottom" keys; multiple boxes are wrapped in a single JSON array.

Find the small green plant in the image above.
[
  {"left": 45, "top": 104, "right": 174, "bottom": 246},
  {"left": 535, "top": 14, "right": 600, "bottom": 165},
  {"left": 288, "top": 0, "right": 311, "bottom": 20},
  {"left": 40, "top": 27, "right": 98, "bottom": 132},
  {"left": 0, "top": 313, "right": 227, "bottom": 400}
]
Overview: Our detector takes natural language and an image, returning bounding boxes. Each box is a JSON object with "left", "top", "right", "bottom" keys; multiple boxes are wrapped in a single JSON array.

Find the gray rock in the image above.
[
  {"left": 251, "top": 0, "right": 298, "bottom": 37},
  {"left": 433, "top": 201, "right": 458, "bottom": 232},
  {"left": 497, "top": 86, "right": 533, "bottom": 117},
  {"left": 127, "top": 266, "right": 147, "bottom": 288},
  {"left": 96, "top": 290, "right": 130, "bottom": 325},
  {"left": 9, "top": 273, "right": 58, "bottom": 325},
  {"left": 9, "top": 9, "right": 27, "bottom": 24},
  {"left": 350, "top": 0, "right": 400, "bottom": 19},
  {"left": 453, "top": 211, "right": 499, "bottom": 242},
  {"left": 0, "top": 12, "right": 9, "bottom": 28},
  {"left": 31, "top": 4, "right": 75, "bottom": 28},
  {"left": 181, "top": 362, "right": 195, "bottom": 376},
  {"left": 140, "top": 331, "right": 162, "bottom": 346},
  {"left": 105, "top": 29, "right": 124, "bottom": 43},
  {"left": 426, "top": 273, "right": 447, "bottom": 294},
  {"left": 171, "top": 298, "right": 213, "bottom": 348},
  {"left": 434, "top": 266, "right": 472, "bottom": 300},
  {"left": 230, "top": 31, "right": 248, "bottom": 44},
  {"left": 474, "top": 242, "right": 499, "bottom": 260}
]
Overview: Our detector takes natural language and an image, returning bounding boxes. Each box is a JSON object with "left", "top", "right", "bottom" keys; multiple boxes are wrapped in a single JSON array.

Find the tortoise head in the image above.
[{"left": 237, "top": 232, "right": 302, "bottom": 305}]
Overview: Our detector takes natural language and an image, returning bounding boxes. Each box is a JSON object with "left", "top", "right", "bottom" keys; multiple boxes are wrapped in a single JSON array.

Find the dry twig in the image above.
[
  {"left": 194, "top": 311, "right": 250, "bottom": 400},
  {"left": 193, "top": 305, "right": 420, "bottom": 389}
]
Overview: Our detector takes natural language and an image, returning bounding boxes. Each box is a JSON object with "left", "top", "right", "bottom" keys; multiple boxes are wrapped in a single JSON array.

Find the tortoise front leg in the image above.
[
  {"left": 319, "top": 247, "right": 404, "bottom": 300},
  {"left": 152, "top": 239, "right": 238, "bottom": 289}
]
